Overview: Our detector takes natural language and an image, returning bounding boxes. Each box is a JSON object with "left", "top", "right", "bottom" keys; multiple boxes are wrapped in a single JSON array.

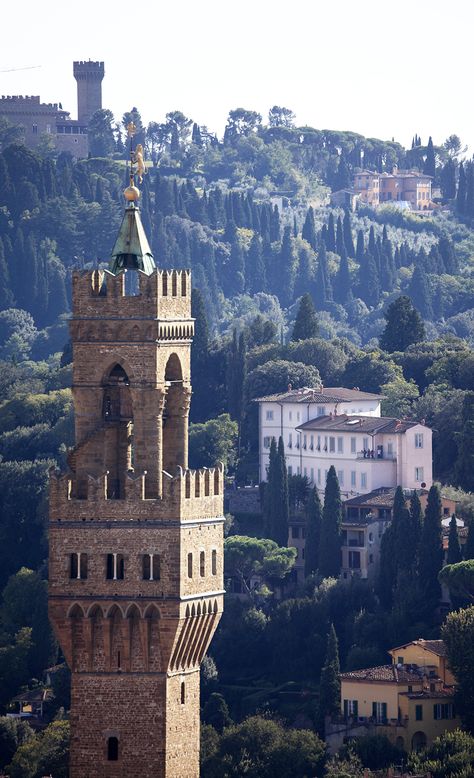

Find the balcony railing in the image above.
[{"left": 357, "top": 451, "right": 396, "bottom": 461}]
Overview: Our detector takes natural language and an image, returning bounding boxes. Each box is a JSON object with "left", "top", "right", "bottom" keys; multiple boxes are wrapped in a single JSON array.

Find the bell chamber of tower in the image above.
[{"left": 48, "top": 198, "right": 224, "bottom": 778}]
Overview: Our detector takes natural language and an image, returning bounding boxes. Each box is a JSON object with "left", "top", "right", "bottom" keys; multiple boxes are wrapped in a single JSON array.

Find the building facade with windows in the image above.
[
  {"left": 258, "top": 388, "right": 432, "bottom": 497},
  {"left": 326, "top": 640, "right": 460, "bottom": 754},
  {"left": 353, "top": 169, "right": 432, "bottom": 210},
  {"left": 48, "top": 174, "right": 224, "bottom": 776}
]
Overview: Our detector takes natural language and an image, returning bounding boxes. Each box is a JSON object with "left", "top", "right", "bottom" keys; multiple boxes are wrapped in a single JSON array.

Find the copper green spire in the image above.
[{"left": 109, "top": 121, "right": 155, "bottom": 275}]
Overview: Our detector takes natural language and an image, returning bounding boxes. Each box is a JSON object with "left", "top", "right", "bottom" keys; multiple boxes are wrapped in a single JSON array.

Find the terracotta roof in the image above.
[
  {"left": 390, "top": 639, "right": 447, "bottom": 658},
  {"left": 340, "top": 665, "right": 424, "bottom": 684},
  {"left": 297, "top": 414, "right": 423, "bottom": 435},
  {"left": 400, "top": 687, "right": 455, "bottom": 700},
  {"left": 255, "top": 387, "right": 383, "bottom": 404}
]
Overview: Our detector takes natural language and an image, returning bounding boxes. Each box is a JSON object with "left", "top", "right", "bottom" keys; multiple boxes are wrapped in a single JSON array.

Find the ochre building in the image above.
[{"left": 48, "top": 177, "right": 224, "bottom": 777}]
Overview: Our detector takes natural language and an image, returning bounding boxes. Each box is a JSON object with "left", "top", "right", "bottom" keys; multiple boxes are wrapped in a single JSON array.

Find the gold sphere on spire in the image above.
[{"left": 124, "top": 184, "right": 140, "bottom": 202}]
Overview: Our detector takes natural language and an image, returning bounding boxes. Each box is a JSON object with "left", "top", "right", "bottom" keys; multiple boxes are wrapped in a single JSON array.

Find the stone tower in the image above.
[
  {"left": 48, "top": 170, "right": 224, "bottom": 777},
  {"left": 73, "top": 60, "right": 104, "bottom": 124}
]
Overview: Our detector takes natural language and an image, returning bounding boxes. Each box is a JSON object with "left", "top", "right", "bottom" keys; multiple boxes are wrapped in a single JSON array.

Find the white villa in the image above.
[{"left": 257, "top": 386, "right": 432, "bottom": 497}]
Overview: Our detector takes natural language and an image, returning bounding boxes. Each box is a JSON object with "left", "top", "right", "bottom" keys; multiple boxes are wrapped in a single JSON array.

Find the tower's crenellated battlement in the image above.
[
  {"left": 49, "top": 464, "right": 224, "bottom": 522},
  {"left": 72, "top": 269, "right": 192, "bottom": 320}
]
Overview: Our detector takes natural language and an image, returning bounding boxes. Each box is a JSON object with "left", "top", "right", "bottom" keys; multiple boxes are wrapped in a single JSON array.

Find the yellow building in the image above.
[
  {"left": 354, "top": 170, "right": 432, "bottom": 210},
  {"left": 329, "top": 639, "right": 460, "bottom": 754}
]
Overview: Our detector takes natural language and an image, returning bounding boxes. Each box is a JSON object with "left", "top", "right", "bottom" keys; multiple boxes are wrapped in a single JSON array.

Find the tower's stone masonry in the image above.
[
  {"left": 49, "top": 262, "right": 224, "bottom": 777},
  {"left": 73, "top": 60, "right": 104, "bottom": 125}
]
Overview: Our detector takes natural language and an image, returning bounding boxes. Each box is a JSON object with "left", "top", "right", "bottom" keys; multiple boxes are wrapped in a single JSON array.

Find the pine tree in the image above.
[
  {"left": 419, "top": 484, "right": 443, "bottom": 611},
  {"left": 456, "top": 162, "right": 466, "bottom": 215},
  {"left": 343, "top": 210, "right": 355, "bottom": 257},
  {"left": 379, "top": 296, "right": 426, "bottom": 352},
  {"left": 318, "top": 624, "right": 341, "bottom": 732},
  {"left": 423, "top": 136, "right": 436, "bottom": 179},
  {"left": 302, "top": 206, "right": 317, "bottom": 250},
  {"left": 291, "top": 293, "right": 319, "bottom": 341},
  {"left": 304, "top": 487, "right": 322, "bottom": 578},
  {"left": 454, "top": 392, "right": 474, "bottom": 492},
  {"left": 319, "top": 466, "right": 342, "bottom": 579},
  {"left": 447, "top": 514, "right": 462, "bottom": 565},
  {"left": 408, "top": 266, "right": 433, "bottom": 320}
]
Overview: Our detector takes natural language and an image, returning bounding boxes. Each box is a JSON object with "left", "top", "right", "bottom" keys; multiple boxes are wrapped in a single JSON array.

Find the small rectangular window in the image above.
[
  {"left": 265, "top": 410, "right": 274, "bottom": 421},
  {"left": 200, "top": 551, "right": 205, "bottom": 577},
  {"left": 187, "top": 553, "right": 193, "bottom": 578},
  {"left": 363, "top": 437, "right": 369, "bottom": 451},
  {"left": 79, "top": 554, "right": 88, "bottom": 580},
  {"left": 310, "top": 468, "right": 314, "bottom": 482},
  {"left": 70, "top": 553, "right": 79, "bottom": 579},
  {"left": 317, "top": 469, "right": 321, "bottom": 485},
  {"left": 317, "top": 406, "right": 325, "bottom": 416},
  {"left": 289, "top": 411, "right": 293, "bottom": 420},
  {"left": 338, "top": 470, "right": 344, "bottom": 486},
  {"left": 415, "top": 467, "right": 424, "bottom": 482},
  {"left": 288, "top": 465, "right": 293, "bottom": 476},
  {"left": 350, "top": 437, "right": 356, "bottom": 454},
  {"left": 337, "top": 437, "right": 343, "bottom": 453},
  {"left": 212, "top": 549, "right": 217, "bottom": 575},
  {"left": 106, "top": 554, "right": 124, "bottom": 580},
  {"left": 415, "top": 433, "right": 424, "bottom": 449},
  {"left": 416, "top": 705, "right": 423, "bottom": 721},
  {"left": 351, "top": 471, "right": 356, "bottom": 487},
  {"left": 361, "top": 472, "right": 367, "bottom": 488},
  {"left": 329, "top": 437, "right": 335, "bottom": 453},
  {"left": 263, "top": 436, "right": 271, "bottom": 449}
]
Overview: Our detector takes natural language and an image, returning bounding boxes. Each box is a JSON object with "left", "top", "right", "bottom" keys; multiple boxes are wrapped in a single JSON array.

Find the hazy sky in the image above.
[{"left": 2, "top": 0, "right": 473, "bottom": 152}]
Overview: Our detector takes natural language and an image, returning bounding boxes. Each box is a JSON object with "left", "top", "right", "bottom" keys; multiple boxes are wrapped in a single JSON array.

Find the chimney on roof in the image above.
[
  {"left": 288, "top": 383, "right": 292, "bottom": 392},
  {"left": 320, "top": 383, "right": 324, "bottom": 393},
  {"left": 420, "top": 418, "right": 425, "bottom": 425}
]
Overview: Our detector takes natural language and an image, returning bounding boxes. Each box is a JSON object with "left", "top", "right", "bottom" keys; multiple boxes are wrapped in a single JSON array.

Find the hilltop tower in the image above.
[
  {"left": 73, "top": 60, "right": 104, "bottom": 124},
  {"left": 48, "top": 148, "right": 224, "bottom": 777}
]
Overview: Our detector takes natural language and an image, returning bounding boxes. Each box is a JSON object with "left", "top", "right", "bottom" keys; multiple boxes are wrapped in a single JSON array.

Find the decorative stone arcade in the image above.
[{"left": 48, "top": 171, "right": 224, "bottom": 778}]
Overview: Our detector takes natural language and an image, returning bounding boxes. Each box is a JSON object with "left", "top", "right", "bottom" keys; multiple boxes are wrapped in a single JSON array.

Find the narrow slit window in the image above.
[
  {"left": 211, "top": 549, "right": 217, "bottom": 576},
  {"left": 187, "top": 553, "right": 193, "bottom": 578},
  {"left": 181, "top": 681, "right": 185, "bottom": 704},
  {"left": 107, "top": 736, "right": 119, "bottom": 761},
  {"left": 200, "top": 551, "right": 205, "bottom": 577}
]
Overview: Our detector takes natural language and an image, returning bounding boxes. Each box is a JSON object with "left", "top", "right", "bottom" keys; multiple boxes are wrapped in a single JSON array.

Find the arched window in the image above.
[
  {"left": 142, "top": 554, "right": 160, "bottom": 581},
  {"left": 107, "top": 736, "right": 119, "bottom": 761},
  {"left": 181, "top": 682, "right": 185, "bottom": 705},
  {"left": 187, "top": 553, "right": 193, "bottom": 578},
  {"left": 211, "top": 549, "right": 217, "bottom": 576},
  {"left": 70, "top": 553, "right": 88, "bottom": 580},
  {"left": 200, "top": 551, "right": 205, "bottom": 577}
]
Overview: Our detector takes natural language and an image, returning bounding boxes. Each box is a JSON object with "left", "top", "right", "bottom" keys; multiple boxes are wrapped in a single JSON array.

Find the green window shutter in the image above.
[
  {"left": 353, "top": 700, "right": 358, "bottom": 718},
  {"left": 372, "top": 701, "right": 377, "bottom": 718},
  {"left": 382, "top": 702, "right": 387, "bottom": 721}
]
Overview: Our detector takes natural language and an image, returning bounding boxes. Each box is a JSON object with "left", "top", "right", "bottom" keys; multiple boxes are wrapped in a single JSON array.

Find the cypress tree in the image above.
[
  {"left": 378, "top": 521, "right": 396, "bottom": 608},
  {"left": 464, "top": 520, "right": 474, "bottom": 561},
  {"left": 440, "top": 159, "right": 456, "bottom": 200},
  {"left": 408, "top": 266, "right": 433, "bottom": 320},
  {"left": 438, "top": 237, "right": 457, "bottom": 274},
  {"left": 293, "top": 214, "right": 298, "bottom": 238},
  {"left": 273, "top": 437, "right": 290, "bottom": 546},
  {"left": 228, "top": 239, "right": 245, "bottom": 295},
  {"left": 291, "top": 293, "right": 319, "bottom": 341},
  {"left": 419, "top": 484, "right": 443, "bottom": 611},
  {"left": 46, "top": 259, "right": 69, "bottom": 321},
  {"left": 277, "top": 226, "right": 296, "bottom": 305},
  {"left": 336, "top": 216, "right": 344, "bottom": 255},
  {"left": 191, "top": 122, "right": 203, "bottom": 147},
  {"left": 454, "top": 392, "right": 474, "bottom": 492},
  {"left": 0, "top": 237, "right": 13, "bottom": 309},
  {"left": 333, "top": 150, "right": 351, "bottom": 190},
  {"left": 368, "top": 225, "right": 376, "bottom": 257},
  {"left": 264, "top": 437, "right": 278, "bottom": 538},
  {"left": 343, "top": 210, "right": 355, "bottom": 257},
  {"left": 304, "top": 487, "right": 322, "bottom": 578},
  {"left": 226, "top": 329, "right": 247, "bottom": 433},
  {"left": 466, "top": 165, "right": 474, "bottom": 219},
  {"left": 294, "top": 245, "right": 314, "bottom": 300},
  {"left": 334, "top": 247, "right": 351, "bottom": 304},
  {"left": 247, "top": 234, "right": 266, "bottom": 293},
  {"left": 270, "top": 204, "right": 280, "bottom": 242},
  {"left": 302, "top": 206, "right": 317, "bottom": 250},
  {"left": 319, "top": 466, "right": 342, "bottom": 579},
  {"left": 326, "top": 214, "right": 336, "bottom": 252},
  {"left": 190, "top": 288, "right": 210, "bottom": 422},
  {"left": 423, "top": 136, "right": 436, "bottom": 179},
  {"left": 456, "top": 162, "right": 466, "bottom": 215},
  {"left": 447, "top": 514, "right": 462, "bottom": 565},
  {"left": 356, "top": 229, "right": 365, "bottom": 263},
  {"left": 359, "top": 252, "right": 380, "bottom": 308},
  {"left": 318, "top": 624, "right": 341, "bottom": 732}
]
